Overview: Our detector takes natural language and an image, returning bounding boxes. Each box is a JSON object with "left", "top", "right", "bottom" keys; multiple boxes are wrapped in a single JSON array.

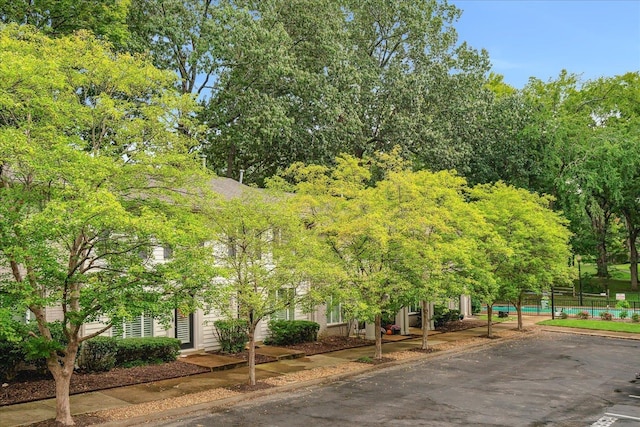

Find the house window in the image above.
[
  {"left": 272, "top": 288, "right": 295, "bottom": 320},
  {"left": 112, "top": 315, "right": 154, "bottom": 338},
  {"left": 326, "top": 297, "right": 344, "bottom": 324},
  {"left": 12, "top": 309, "right": 33, "bottom": 324},
  {"left": 408, "top": 303, "right": 420, "bottom": 314}
]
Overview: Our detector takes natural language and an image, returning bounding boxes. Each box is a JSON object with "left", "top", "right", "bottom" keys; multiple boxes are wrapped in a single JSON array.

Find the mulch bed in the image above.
[
  {"left": 283, "top": 335, "right": 374, "bottom": 355},
  {"left": 0, "top": 361, "right": 210, "bottom": 407},
  {"left": 2, "top": 321, "right": 485, "bottom": 408}
]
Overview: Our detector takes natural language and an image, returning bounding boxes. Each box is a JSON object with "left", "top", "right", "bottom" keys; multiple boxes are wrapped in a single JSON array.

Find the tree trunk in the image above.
[
  {"left": 630, "top": 233, "right": 638, "bottom": 291},
  {"left": 49, "top": 341, "right": 80, "bottom": 426},
  {"left": 516, "top": 295, "right": 523, "bottom": 331},
  {"left": 596, "top": 237, "right": 609, "bottom": 278},
  {"left": 420, "top": 300, "right": 428, "bottom": 350},
  {"left": 625, "top": 213, "right": 639, "bottom": 291},
  {"left": 226, "top": 143, "right": 236, "bottom": 179},
  {"left": 486, "top": 304, "right": 493, "bottom": 338},
  {"left": 248, "top": 325, "right": 256, "bottom": 386},
  {"left": 374, "top": 314, "right": 382, "bottom": 360},
  {"left": 591, "top": 209, "right": 610, "bottom": 278}
]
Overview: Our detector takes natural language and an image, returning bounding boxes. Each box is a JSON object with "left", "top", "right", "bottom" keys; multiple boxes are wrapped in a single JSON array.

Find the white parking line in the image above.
[
  {"left": 605, "top": 412, "right": 640, "bottom": 421},
  {"left": 591, "top": 415, "right": 617, "bottom": 427},
  {"left": 628, "top": 395, "right": 640, "bottom": 399}
]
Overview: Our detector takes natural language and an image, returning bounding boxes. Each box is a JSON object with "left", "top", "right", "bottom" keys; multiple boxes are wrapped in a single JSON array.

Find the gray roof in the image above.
[{"left": 208, "top": 177, "right": 263, "bottom": 200}]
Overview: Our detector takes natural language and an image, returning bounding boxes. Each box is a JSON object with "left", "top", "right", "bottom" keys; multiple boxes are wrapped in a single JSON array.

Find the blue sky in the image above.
[{"left": 452, "top": 0, "right": 640, "bottom": 88}]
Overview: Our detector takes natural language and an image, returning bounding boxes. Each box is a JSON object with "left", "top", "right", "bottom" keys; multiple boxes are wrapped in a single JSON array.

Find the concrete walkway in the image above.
[{"left": 4, "top": 315, "right": 634, "bottom": 427}]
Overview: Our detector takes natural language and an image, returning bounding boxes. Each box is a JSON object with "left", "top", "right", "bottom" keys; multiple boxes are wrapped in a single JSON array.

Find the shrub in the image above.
[
  {"left": 433, "top": 306, "right": 462, "bottom": 327},
  {"left": 576, "top": 311, "right": 589, "bottom": 320},
  {"left": 265, "top": 320, "right": 320, "bottom": 345},
  {"left": 619, "top": 310, "right": 629, "bottom": 320},
  {"left": 78, "top": 336, "right": 118, "bottom": 372},
  {"left": 0, "top": 337, "right": 25, "bottom": 381},
  {"left": 113, "top": 337, "right": 181, "bottom": 367},
  {"left": 213, "top": 319, "right": 249, "bottom": 353},
  {"left": 471, "top": 298, "right": 482, "bottom": 314},
  {"left": 632, "top": 313, "right": 639, "bottom": 323},
  {"left": 600, "top": 311, "right": 613, "bottom": 321},
  {"left": 616, "top": 300, "right": 631, "bottom": 309}
]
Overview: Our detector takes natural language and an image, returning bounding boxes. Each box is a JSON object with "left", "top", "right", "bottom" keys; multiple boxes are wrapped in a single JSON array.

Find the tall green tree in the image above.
[
  {"left": 128, "top": 0, "right": 490, "bottom": 183},
  {"left": 127, "top": 0, "right": 348, "bottom": 183},
  {"left": 470, "top": 183, "right": 572, "bottom": 330},
  {"left": 379, "top": 168, "right": 497, "bottom": 347},
  {"left": 579, "top": 73, "right": 640, "bottom": 289},
  {"left": 201, "top": 191, "right": 330, "bottom": 385},
  {"left": 0, "top": 26, "right": 209, "bottom": 425},
  {"left": 284, "top": 155, "right": 416, "bottom": 359},
  {"left": 338, "top": 0, "right": 490, "bottom": 172},
  {"left": 0, "top": 0, "right": 131, "bottom": 48}
]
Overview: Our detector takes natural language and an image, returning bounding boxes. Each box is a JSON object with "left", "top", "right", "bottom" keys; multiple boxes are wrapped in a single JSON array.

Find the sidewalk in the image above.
[{"left": 4, "top": 315, "right": 629, "bottom": 427}]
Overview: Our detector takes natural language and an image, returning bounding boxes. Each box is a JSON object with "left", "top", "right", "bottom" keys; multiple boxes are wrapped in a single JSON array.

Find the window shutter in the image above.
[
  {"left": 176, "top": 313, "right": 191, "bottom": 344},
  {"left": 143, "top": 315, "right": 153, "bottom": 337}
]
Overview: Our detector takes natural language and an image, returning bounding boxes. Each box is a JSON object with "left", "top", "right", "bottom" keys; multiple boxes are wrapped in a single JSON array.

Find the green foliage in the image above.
[
  {"left": 265, "top": 320, "right": 320, "bottom": 346},
  {"left": 0, "top": 0, "right": 132, "bottom": 48},
  {"left": 471, "top": 298, "right": 482, "bottom": 315},
  {"left": 632, "top": 313, "right": 639, "bottom": 323},
  {"left": 0, "top": 335, "right": 26, "bottom": 381},
  {"left": 600, "top": 312, "right": 613, "bottom": 321},
  {"left": 113, "top": 337, "right": 181, "bottom": 367},
  {"left": 470, "top": 182, "right": 572, "bottom": 327},
  {"left": 616, "top": 300, "right": 631, "bottom": 309},
  {"left": 213, "top": 319, "right": 249, "bottom": 354},
  {"left": 560, "top": 311, "right": 569, "bottom": 319},
  {"left": 539, "top": 319, "right": 640, "bottom": 333},
  {"left": 77, "top": 337, "right": 118, "bottom": 372},
  {"left": 577, "top": 311, "right": 590, "bottom": 320},
  {"left": 0, "top": 25, "right": 211, "bottom": 421},
  {"left": 619, "top": 311, "right": 628, "bottom": 320},
  {"left": 432, "top": 306, "right": 462, "bottom": 328},
  {"left": 21, "top": 322, "right": 67, "bottom": 373}
]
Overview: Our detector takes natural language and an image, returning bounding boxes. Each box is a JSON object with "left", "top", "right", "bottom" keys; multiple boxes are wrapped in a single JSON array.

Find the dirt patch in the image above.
[
  {"left": 26, "top": 414, "right": 108, "bottom": 427},
  {"left": 283, "top": 335, "right": 374, "bottom": 355},
  {"left": 226, "top": 381, "right": 275, "bottom": 393},
  {"left": 436, "top": 319, "right": 487, "bottom": 333},
  {"left": 355, "top": 356, "right": 395, "bottom": 365},
  {"left": 208, "top": 350, "right": 277, "bottom": 365},
  {"left": 409, "top": 347, "right": 440, "bottom": 354}
]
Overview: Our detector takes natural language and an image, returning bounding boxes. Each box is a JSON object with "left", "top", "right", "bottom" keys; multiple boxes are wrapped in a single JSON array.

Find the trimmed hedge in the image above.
[
  {"left": 0, "top": 337, "right": 25, "bottom": 381},
  {"left": 213, "top": 319, "right": 248, "bottom": 353},
  {"left": 265, "top": 320, "right": 319, "bottom": 345},
  {"left": 1, "top": 327, "right": 182, "bottom": 378},
  {"left": 113, "top": 337, "right": 181, "bottom": 367},
  {"left": 78, "top": 336, "right": 118, "bottom": 372},
  {"left": 433, "top": 306, "right": 463, "bottom": 328},
  {"left": 78, "top": 336, "right": 181, "bottom": 371}
]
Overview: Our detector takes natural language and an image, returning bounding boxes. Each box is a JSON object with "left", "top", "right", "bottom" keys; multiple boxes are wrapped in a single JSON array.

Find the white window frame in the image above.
[
  {"left": 326, "top": 297, "right": 345, "bottom": 325},
  {"left": 273, "top": 288, "right": 295, "bottom": 321},
  {"left": 112, "top": 314, "right": 154, "bottom": 338}
]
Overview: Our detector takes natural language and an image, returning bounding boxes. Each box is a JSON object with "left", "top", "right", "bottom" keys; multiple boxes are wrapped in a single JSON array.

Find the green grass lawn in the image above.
[
  {"left": 568, "top": 262, "right": 640, "bottom": 302},
  {"left": 578, "top": 262, "right": 631, "bottom": 280},
  {"left": 475, "top": 314, "right": 514, "bottom": 323},
  {"left": 538, "top": 318, "right": 640, "bottom": 333}
]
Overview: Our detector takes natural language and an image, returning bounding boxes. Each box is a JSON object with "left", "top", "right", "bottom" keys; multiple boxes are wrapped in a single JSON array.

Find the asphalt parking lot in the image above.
[{"left": 156, "top": 332, "right": 640, "bottom": 426}]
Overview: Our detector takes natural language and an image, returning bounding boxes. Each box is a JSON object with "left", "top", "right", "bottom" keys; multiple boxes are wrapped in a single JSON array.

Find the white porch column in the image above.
[{"left": 396, "top": 307, "right": 409, "bottom": 335}]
